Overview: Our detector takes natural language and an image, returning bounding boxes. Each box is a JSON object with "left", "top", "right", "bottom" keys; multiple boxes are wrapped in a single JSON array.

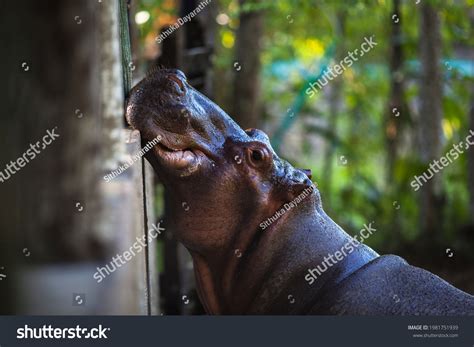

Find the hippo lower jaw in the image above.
[
  {"left": 143, "top": 119, "right": 215, "bottom": 176},
  {"left": 152, "top": 137, "right": 205, "bottom": 175}
]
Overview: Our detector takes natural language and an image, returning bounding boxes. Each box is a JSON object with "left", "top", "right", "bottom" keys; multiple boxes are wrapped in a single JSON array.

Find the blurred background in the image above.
[
  {"left": 0, "top": 0, "right": 473, "bottom": 315},
  {"left": 131, "top": 0, "right": 474, "bottom": 313}
]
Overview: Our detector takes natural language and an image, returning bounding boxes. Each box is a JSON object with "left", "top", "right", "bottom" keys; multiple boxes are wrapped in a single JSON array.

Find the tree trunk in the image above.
[
  {"left": 418, "top": 3, "right": 444, "bottom": 236},
  {"left": 469, "top": 12, "right": 474, "bottom": 225},
  {"left": 233, "top": 0, "right": 264, "bottom": 129},
  {"left": 386, "top": 0, "right": 406, "bottom": 182},
  {"left": 322, "top": 10, "right": 346, "bottom": 207},
  {"left": 469, "top": 76, "right": 474, "bottom": 224}
]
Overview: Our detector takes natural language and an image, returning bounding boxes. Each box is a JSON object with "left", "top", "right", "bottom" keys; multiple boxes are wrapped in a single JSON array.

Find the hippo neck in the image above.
[{"left": 189, "top": 194, "right": 379, "bottom": 314}]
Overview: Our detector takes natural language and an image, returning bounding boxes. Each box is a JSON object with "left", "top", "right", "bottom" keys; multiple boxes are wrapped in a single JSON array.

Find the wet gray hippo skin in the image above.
[{"left": 126, "top": 68, "right": 474, "bottom": 315}]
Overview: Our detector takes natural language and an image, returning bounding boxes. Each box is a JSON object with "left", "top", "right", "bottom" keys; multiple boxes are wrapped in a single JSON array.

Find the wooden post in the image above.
[{"left": 0, "top": 0, "right": 157, "bottom": 315}]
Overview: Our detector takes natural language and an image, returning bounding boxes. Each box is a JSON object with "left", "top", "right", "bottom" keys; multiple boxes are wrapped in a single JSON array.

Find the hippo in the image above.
[{"left": 126, "top": 68, "right": 474, "bottom": 315}]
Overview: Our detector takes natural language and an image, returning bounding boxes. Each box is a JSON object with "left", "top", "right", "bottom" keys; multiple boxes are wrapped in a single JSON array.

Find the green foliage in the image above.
[
  {"left": 136, "top": 0, "right": 473, "bottom": 257},
  {"left": 234, "top": 0, "right": 473, "bottom": 253}
]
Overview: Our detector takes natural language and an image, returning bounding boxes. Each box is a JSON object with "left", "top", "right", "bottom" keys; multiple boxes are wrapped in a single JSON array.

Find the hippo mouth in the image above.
[
  {"left": 126, "top": 68, "right": 233, "bottom": 176},
  {"left": 150, "top": 131, "right": 207, "bottom": 176},
  {"left": 156, "top": 142, "right": 195, "bottom": 166}
]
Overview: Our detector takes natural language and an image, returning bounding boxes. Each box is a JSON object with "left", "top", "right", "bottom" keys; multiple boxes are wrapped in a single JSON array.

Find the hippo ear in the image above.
[{"left": 245, "top": 128, "right": 271, "bottom": 144}]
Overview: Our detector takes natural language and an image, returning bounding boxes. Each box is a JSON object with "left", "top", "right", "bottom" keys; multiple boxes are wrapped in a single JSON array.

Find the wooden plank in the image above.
[{"left": 144, "top": 160, "right": 159, "bottom": 315}]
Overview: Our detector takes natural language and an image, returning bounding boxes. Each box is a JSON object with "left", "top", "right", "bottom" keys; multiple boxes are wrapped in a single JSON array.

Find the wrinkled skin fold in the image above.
[{"left": 126, "top": 68, "right": 474, "bottom": 315}]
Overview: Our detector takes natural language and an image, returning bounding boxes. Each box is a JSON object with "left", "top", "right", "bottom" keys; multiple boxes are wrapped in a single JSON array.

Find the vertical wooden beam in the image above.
[
  {"left": 119, "top": 0, "right": 133, "bottom": 96},
  {"left": 0, "top": 0, "right": 156, "bottom": 314}
]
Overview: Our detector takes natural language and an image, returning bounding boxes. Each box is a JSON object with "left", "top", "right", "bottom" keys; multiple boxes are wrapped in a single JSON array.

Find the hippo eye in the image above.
[
  {"left": 247, "top": 147, "right": 270, "bottom": 168},
  {"left": 252, "top": 149, "right": 264, "bottom": 162}
]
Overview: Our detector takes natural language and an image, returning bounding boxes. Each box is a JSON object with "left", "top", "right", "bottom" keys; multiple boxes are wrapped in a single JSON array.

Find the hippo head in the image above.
[{"left": 126, "top": 69, "right": 316, "bottom": 253}]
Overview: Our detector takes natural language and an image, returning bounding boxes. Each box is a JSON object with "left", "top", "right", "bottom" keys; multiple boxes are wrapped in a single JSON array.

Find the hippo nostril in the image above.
[{"left": 168, "top": 74, "right": 186, "bottom": 95}]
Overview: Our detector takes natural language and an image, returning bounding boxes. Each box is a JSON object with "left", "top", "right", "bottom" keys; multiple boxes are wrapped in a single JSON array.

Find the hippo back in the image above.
[{"left": 310, "top": 255, "right": 474, "bottom": 315}]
